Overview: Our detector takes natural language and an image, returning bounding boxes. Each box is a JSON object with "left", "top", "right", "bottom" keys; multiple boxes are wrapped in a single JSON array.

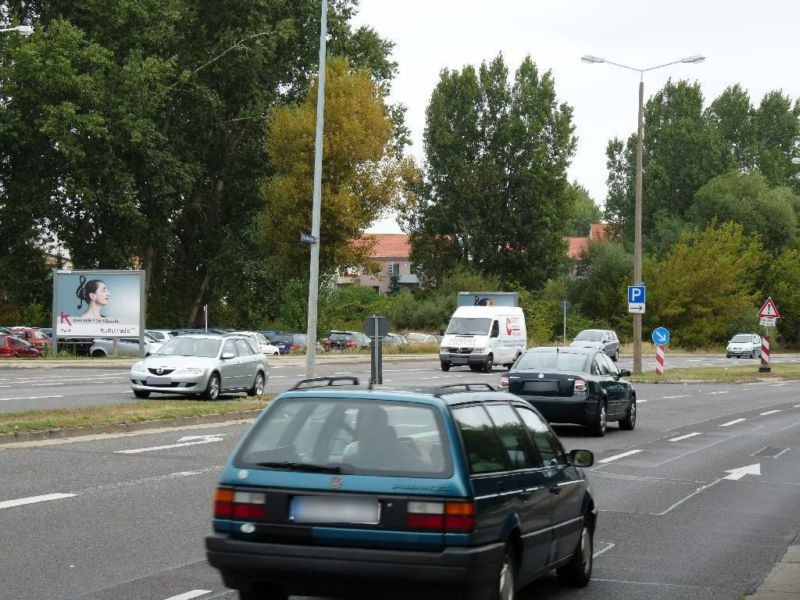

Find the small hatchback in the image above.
[
  {"left": 206, "top": 378, "right": 596, "bottom": 600},
  {"left": 726, "top": 333, "right": 762, "bottom": 359}
]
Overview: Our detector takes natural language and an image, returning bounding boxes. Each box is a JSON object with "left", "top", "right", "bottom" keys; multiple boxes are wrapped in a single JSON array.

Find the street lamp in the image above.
[
  {"left": 0, "top": 25, "right": 33, "bottom": 36},
  {"left": 582, "top": 53, "right": 705, "bottom": 374}
]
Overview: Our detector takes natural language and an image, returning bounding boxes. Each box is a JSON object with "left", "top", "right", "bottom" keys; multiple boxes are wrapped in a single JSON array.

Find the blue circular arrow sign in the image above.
[{"left": 651, "top": 326, "right": 671, "bottom": 346}]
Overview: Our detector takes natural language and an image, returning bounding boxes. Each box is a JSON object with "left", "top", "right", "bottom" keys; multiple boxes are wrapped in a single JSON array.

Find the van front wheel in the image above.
[
  {"left": 440, "top": 361, "right": 450, "bottom": 372},
  {"left": 483, "top": 354, "right": 493, "bottom": 372}
]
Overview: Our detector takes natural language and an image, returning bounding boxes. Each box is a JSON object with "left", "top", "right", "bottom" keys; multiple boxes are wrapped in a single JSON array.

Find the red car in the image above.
[
  {"left": 0, "top": 334, "right": 42, "bottom": 358},
  {"left": 9, "top": 327, "right": 51, "bottom": 351}
]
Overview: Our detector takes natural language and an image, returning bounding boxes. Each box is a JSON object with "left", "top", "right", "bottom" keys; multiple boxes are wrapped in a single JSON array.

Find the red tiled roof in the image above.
[
  {"left": 358, "top": 233, "right": 411, "bottom": 259},
  {"left": 590, "top": 222, "right": 608, "bottom": 241},
  {"left": 565, "top": 237, "right": 589, "bottom": 260}
]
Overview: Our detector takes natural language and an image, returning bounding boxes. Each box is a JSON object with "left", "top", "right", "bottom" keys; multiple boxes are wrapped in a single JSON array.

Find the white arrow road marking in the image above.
[
  {"left": 0, "top": 395, "right": 64, "bottom": 402},
  {"left": 724, "top": 463, "right": 761, "bottom": 481},
  {"left": 0, "top": 492, "right": 76, "bottom": 510},
  {"left": 760, "top": 410, "right": 781, "bottom": 416},
  {"left": 669, "top": 432, "right": 701, "bottom": 442},
  {"left": 720, "top": 418, "right": 746, "bottom": 427},
  {"left": 163, "top": 590, "right": 212, "bottom": 600},
  {"left": 598, "top": 450, "right": 642, "bottom": 464},
  {"left": 115, "top": 434, "right": 227, "bottom": 454}
]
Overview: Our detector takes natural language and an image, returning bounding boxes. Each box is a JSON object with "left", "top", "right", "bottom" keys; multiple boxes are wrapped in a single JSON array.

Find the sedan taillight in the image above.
[
  {"left": 573, "top": 379, "right": 588, "bottom": 395},
  {"left": 499, "top": 375, "right": 509, "bottom": 390}
]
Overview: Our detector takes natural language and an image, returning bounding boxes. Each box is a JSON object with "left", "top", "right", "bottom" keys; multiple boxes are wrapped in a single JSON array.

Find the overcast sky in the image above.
[{"left": 356, "top": 0, "right": 800, "bottom": 233}]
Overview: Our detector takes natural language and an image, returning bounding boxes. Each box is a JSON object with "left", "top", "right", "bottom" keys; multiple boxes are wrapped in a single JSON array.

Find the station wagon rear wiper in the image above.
[{"left": 256, "top": 461, "right": 342, "bottom": 474}]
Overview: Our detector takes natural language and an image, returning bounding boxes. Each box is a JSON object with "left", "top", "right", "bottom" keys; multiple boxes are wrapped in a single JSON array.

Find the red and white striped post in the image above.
[
  {"left": 655, "top": 345, "right": 666, "bottom": 375},
  {"left": 759, "top": 335, "right": 771, "bottom": 373}
]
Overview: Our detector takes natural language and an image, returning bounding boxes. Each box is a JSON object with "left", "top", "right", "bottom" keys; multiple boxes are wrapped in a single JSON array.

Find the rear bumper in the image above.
[
  {"left": 206, "top": 534, "right": 503, "bottom": 599},
  {"left": 516, "top": 395, "right": 600, "bottom": 426}
]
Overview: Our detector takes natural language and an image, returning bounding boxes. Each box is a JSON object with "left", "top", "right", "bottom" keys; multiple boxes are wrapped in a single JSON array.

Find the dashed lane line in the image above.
[
  {"left": 162, "top": 590, "right": 212, "bottom": 600},
  {"left": 598, "top": 450, "right": 642, "bottom": 464},
  {"left": 720, "top": 418, "right": 746, "bottom": 427},
  {"left": 0, "top": 394, "right": 64, "bottom": 402},
  {"left": 760, "top": 410, "right": 781, "bottom": 416},
  {"left": 0, "top": 492, "right": 76, "bottom": 510},
  {"left": 668, "top": 432, "right": 702, "bottom": 442},
  {"left": 662, "top": 394, "right": 690, "bottom": 399}
]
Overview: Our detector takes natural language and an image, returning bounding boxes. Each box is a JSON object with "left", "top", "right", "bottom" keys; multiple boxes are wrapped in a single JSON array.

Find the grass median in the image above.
[
  {"left": 628, "top": 362, "right": 800, "bottom": 384},
  {"left": 0, "top": 396, "right": 275, "bottom": 436}
]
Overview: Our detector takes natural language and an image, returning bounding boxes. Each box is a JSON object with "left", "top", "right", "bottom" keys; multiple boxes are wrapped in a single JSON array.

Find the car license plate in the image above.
[
  {"left": 289, "top": 496, "right": 380, "bottom": 524},
  {"left": 146, "top": 376, "right": 171, "bottom": 385},
  {"left": 524, "top": 381, "right": 558, "bottom": 392}
]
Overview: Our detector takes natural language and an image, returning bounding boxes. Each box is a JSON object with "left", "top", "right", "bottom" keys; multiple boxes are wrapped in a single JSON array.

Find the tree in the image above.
[
  {"left": 564, "top": 183, "right": 602, "bottom": 237},
  {"left": 644, "top": 222, "right": 766, "bottom": 349},
  {"left": 406, "top": 54, "right": 576, "bottom": 289},
  {"left": 568, "top": 241, "right": 632, "bottom": 332},
  {"left": 259, "top": 57, "right": 415, "bottom": 280},
  {"left": 765, "top": 245, "right": 800, "bottom": 347}
]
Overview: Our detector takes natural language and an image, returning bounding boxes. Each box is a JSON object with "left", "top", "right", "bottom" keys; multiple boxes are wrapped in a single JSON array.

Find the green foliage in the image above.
[
  {"left": 18, "top": 301, "right": 48, "bottom": 328},
  {"left": 564, "top": 183, "right": 602, "bottom": 237},
  {"left": 568, "top": 241, "right": 632, "bottom": 332},
  {"left": 765, "top": 247, "right": 800, "bottom": 346},
  {"left": 320, "top": 285, "right": 383, "bottom": 330},
  {"left": 407, "top": 54, "right": 576, "bottom": 289},
  {"left": 644, "top": 222, "right": 767, "bottom": 349}
]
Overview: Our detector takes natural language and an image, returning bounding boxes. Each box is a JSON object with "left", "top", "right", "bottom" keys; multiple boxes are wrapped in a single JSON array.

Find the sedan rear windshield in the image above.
[
  {"left": 516, "top": 351, "right": 589, "bottom": 372},
  {"left": 236, "top": 398, "right": 451, "bottom": 478},
  {"left": 155, "top": 337, "right": 221, "bottom": 357},
  {"left": 445, "top": 317, "right": 491, "bottom": 336}
]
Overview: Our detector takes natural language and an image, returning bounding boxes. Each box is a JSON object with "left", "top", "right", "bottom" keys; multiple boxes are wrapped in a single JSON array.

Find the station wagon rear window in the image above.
[{"left": 236, "top": 398, "right": 451, "bottom": 477}]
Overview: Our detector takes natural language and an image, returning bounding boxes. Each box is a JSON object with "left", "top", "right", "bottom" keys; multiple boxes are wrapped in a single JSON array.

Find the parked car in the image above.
[
  {"left": 9, "top": 326, "right": 52, "bottom": 352},
  {"left": 269, "top": 332, "right": 308, "bottom": 355},
  {"left": 500, "top": 346, "right": 636, "bottom": 436},
  {"left": 322, "top": 330, "right": 371, "bottom": 350},
  {"left": 382, "top": 332, "right": 407, "bottom": 347},
  {"left": 570, "top": 329, "right": 620, "bottom": 361},
  {"left": 89, "top": 333, "right": 164, "bottom": 358},
  {"left": 146, "top": 329, "right": 174, "bottom": 343},
  {"left": 206, "top": 377, "right": 596, "bottom": 600},
  {"left": 129, "top": 334, "right": 268, "bottom": 400},
  {"left": 226, "top": 331, "right": 280, "bottom": 356},
  {"left": 726, "top": 333, "right": 762, "bottom": 358},
  {"left": 256, "top": 329, "right": 281, "bottom": 342},
  {"left": 404, "top": 331, "right": 439, "bottom": 345},
  {"left": 0, "top": 334, "right": 42, "bottom": 358}
]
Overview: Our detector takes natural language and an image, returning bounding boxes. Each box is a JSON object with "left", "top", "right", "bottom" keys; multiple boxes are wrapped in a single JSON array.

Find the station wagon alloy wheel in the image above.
[
  {"left": 249, "top": 372, "right": 265, "bottom": 396},
  {"left": 496, "top": 547, "right": 516, "bottom": 600}
]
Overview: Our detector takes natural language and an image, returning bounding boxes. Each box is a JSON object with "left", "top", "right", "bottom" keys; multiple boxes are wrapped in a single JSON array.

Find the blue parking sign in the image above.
[{"left": 628, "top": 285, "right": 646, "bottom": 304}]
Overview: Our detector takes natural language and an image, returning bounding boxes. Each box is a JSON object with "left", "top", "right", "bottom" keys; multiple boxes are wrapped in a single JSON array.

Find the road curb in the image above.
[
  {"left": 0, "top": 409, "right": 263, "bottom": 445},
  {"left": 744, "top": 534, "right": 800, "bottom": 599}
]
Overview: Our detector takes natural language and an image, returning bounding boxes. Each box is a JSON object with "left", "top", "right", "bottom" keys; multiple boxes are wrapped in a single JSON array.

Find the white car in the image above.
[
  {"left": 726, "top": 333, "right": 762, "bottom": 358},
  {"left": 226, "top": 331, "right": 280, "bottom": 356}
]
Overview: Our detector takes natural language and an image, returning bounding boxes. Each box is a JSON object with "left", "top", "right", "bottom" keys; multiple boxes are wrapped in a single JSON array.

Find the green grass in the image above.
[
  {"left": 0, "top": 396, "right": 274, "bottom": 436},
  {"left": 628, "top": 362, "right": 800, "bottom": 384}
]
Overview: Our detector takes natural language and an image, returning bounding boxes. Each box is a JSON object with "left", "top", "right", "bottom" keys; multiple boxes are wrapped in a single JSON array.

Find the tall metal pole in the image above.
[
  {"left": 633, "top": 77, "right": 644, "bottom": 374},
  {"left": 305, "top": 0, "right": 327, "bottom": 378}
]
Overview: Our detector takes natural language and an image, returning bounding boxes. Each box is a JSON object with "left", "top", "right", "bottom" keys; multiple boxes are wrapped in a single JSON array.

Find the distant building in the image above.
[
  {"left": 564, "top": 223, "right": 608, "bottom": 260},
  {"left": 336, "top": 233, "right": 419, "bottom": 293}
]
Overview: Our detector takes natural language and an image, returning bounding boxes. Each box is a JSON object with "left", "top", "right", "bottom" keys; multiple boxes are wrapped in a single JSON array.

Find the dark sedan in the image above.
[{"left": 500, "top": 346, "right": 636, "bottom": 436}]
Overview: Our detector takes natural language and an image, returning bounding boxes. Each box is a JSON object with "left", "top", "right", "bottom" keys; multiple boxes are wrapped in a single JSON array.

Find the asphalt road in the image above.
[
  {"left": 1, "top": 352, "right": 799, "bottom": 413},
  {"left": 1, "top": 375, "right": 798, "bottom": 599}
]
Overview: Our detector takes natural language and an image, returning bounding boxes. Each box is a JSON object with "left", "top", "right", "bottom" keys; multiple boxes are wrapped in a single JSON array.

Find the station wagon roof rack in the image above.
[
  {"left": 434, "top": 383, "right": 497, "bottom": 394},
  {"left": 290, "top": 376, "right": 360, "bottom": 390}
]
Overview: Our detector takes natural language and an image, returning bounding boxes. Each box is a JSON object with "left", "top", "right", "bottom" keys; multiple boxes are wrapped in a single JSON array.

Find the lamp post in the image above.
[
  {"left": 305, "top": 0, "right": 327, "bottom": 377},
  {"left": 582, "top": 53, "right": 705, "bottom": 374}
]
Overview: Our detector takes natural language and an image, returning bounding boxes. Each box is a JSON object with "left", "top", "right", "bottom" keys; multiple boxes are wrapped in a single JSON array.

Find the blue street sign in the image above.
[
  {"left": 651, "top": 326, "right": 670, "bottom": 346},
  {"left": 300, "top": 233, "right": 317, "bottom": 244},
  {"left": 628, "top": 285, "right": 646, "bottom": 304}
]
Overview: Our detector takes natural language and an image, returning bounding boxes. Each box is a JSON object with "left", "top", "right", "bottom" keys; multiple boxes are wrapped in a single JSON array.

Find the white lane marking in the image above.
[
  {"left": 662, "top": 394, "right": 689, "bottom": 399},
  {"left": 669, "top": 432, "right": 701, "bottom": 442},
  {"left": 720, "top": 418, "right": 746, "bottom": 427},
  {"left": 775, "top": 448, "right": 791, "bottom": 458},
  {"left": 593, "top": 542, "right": 615, "bottom": 558},
  {"left": 705, "top": 391, "right": 730, "bottom": 395},
  {"left": 598, "top": 450, "right": 642, "bottom": 464},
  {"left": 114, "top": 434, "right": 226, "bottom": 454},
  {"left": 770, "top": 383, "right": 786, "bottom": 387},
  {"left": 0, "top": 395, "right": 64, "bottom": 402},
  {"left": 0, "top": 492, "right": 76, "bottom": 510},
  {"left": 652, "top": 479, "right": 722, "bottom": 516},
  {"left": 760, "top": 410, "right": 781, "bottom": 416},
  {"left": 163, "top": 590, "right": 212, "bottom": 600},
  {"left": 637, "top": 399, "right": 648, "bottom": 403},
  {"left": 796, "top": 405, "right": 800, "bottom": 408}
]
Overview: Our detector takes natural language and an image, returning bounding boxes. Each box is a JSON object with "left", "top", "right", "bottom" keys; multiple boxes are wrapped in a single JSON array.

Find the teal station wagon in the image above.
[{"left": 206, "top": 378, "right": 596, "bottom": 600}]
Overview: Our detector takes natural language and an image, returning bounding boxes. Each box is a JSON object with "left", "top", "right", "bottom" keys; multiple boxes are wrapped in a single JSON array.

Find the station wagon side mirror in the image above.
[
  {"left": 619, "top": 368, "right": 631, "bottom": 377},
  {"left": 568, "top": 449, "right": 594, "bottom": 467},
  {"left": 221, "top": 351, "right": 236, "bottom": 360}
]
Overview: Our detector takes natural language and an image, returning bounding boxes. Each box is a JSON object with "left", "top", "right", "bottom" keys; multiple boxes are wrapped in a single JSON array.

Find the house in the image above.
[
  {"left": 565, "top": 223, "right": 608, "bottom": 260},
  {"left": 336, "top": 233, "right": 419, "bottom": 293}
]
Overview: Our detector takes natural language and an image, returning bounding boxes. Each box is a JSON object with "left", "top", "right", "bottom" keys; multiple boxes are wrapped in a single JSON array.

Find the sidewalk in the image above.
[{"left": 744, "top": 535, "right": 800, "bottom": 599}]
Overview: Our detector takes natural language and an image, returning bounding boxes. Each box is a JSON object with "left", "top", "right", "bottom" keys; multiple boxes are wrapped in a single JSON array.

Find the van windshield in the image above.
[{"left": 446, "top": 317, "right": 492, "bottom": 336}]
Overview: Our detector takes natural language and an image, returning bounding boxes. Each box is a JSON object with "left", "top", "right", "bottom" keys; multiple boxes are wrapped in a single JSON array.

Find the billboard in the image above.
[
  {"left": 457, "top": 291, "right": 519, "bottom": 308},
  {"left": 52, "top": 270, "right": 145, "bottom": 338}
]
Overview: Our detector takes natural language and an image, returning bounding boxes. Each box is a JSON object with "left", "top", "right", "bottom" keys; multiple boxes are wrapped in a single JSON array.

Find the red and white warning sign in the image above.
[{"left": 757, "top": 298, "right": 780, "bottom": 319}]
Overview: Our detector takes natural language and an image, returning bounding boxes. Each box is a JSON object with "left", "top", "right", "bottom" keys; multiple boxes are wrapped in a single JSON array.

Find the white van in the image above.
[{"left": 439, "top": 305, "right": 527, "bottom": 372}]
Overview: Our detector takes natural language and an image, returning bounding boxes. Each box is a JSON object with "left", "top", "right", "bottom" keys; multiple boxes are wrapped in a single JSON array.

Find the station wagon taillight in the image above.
[
  {"left": 214, "top": 488, "right": 266, "bottom": 520},
  {"left": 406, "top": 500, "right": 475, "bottom": 533}
]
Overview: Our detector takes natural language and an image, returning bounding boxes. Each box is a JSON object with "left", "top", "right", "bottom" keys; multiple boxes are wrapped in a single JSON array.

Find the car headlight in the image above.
[
  {"left": 174, "top": 367, "right": 205, "bottom": 375},
  {"left": 131, "top": 362, "right": 147, "bottom": 374}
]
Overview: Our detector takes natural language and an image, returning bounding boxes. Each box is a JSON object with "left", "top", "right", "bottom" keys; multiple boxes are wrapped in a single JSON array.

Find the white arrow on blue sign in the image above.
[
  {"left": 628, "top": 285, "right": 646, "bottom": 304},
  {"left": 651, "top": 327, "right": 670, "bottom": 346}
]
